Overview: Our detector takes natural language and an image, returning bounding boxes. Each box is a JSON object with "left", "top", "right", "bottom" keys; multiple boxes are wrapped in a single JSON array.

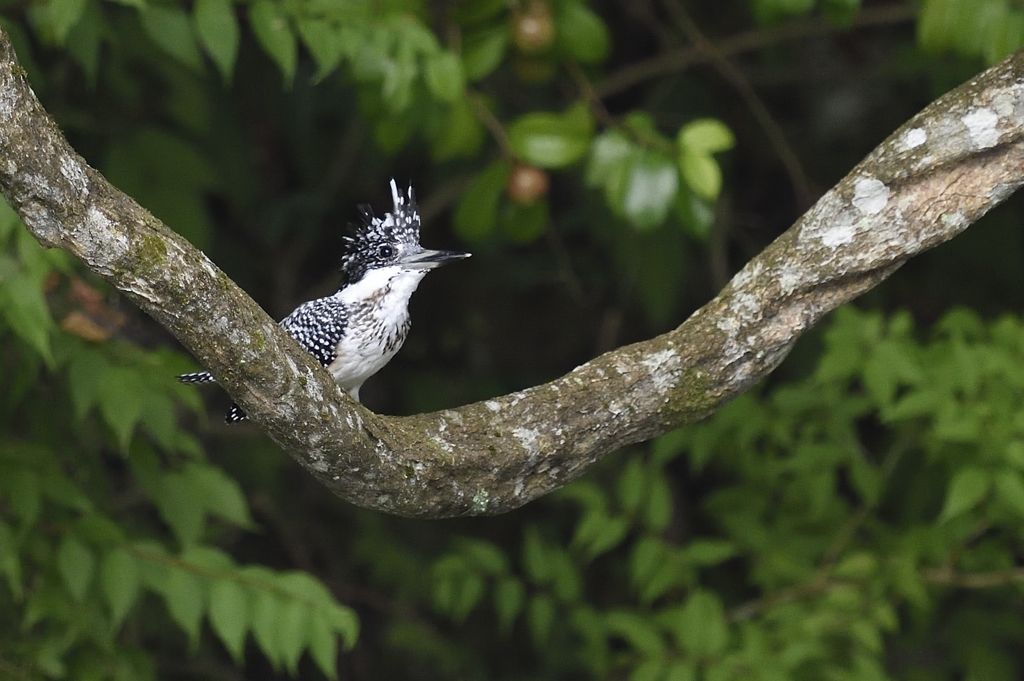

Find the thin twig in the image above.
[
  {"left": 923, "top": 566, "right": 1024, "bottom": 589},
  {"left": 566, "top": 60, "right": 616, "bottom": 128},
  {"left": 821, "top": 430, "right": 915, "bottom": 564},
  {"left": 597, "top": 4, "right": 919, "bottom": 98},
  {"left": 468, "top": 91, "right": 515, "bottom": 157},
  {"left": 661, "top": 0, "right": 815, "bottom": 209}
]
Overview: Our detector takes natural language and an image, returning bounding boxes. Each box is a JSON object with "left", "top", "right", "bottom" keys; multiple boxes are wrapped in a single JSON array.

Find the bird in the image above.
[{"left": 178, "top": 180, "right": 470, "bottom": 422}]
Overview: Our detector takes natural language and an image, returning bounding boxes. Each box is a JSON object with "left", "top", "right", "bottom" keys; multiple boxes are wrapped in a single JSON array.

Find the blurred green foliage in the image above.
[{"left": 3, "top": 0, "right": 1024, "bottom": 678}]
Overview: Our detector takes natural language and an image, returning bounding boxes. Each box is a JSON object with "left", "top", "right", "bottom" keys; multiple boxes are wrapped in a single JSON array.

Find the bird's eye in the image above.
[{"left": 377, "top": 245, "right": 395, "bottom": 259}]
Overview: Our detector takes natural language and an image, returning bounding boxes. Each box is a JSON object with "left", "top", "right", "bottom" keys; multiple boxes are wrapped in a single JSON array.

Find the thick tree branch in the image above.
[{"left": 2, "top": 27, "right": 1023, "bottom": 517}]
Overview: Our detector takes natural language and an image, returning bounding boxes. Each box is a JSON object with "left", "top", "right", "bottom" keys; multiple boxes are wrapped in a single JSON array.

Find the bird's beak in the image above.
[{"left": 400, "top": 248, "right": 471, "bottom": 270}]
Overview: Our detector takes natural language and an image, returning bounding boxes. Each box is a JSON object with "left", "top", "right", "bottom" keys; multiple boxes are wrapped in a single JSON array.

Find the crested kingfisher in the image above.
[{"left": 178, "top": 180, "right": 470, "bottom": 422}]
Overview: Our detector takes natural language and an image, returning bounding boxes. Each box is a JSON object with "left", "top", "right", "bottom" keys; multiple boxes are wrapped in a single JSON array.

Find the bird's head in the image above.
[{"left": 339, "top": 180, "right": 470, "bottom": 287}]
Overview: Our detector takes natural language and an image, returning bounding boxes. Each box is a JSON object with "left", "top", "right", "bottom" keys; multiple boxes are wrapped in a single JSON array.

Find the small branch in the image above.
[
  {"left": 729, "top": 564, "right": 1024, "bottom": 624},
  {"left": 729, "top": 575, "right": 833, "bottom": 622},
  {"left": 923, "top": 566, "right": 1024, "bottom": 589}
]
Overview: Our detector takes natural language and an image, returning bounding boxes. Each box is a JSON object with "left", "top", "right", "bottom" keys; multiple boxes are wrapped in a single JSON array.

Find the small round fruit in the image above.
[
  {"left": 513, "top": 0, "right": 556, "bottom": 54},
  {"left": 507, "top": 164, "right": 550, "bottom": 203}
]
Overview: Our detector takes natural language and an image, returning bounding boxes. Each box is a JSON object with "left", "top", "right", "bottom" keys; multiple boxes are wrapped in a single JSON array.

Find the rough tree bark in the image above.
[{"left": 2, "top": 27, "right": 1023, "bottom": 517}]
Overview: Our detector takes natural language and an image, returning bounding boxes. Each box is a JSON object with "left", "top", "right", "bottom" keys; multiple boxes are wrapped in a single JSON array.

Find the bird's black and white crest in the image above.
[{"left": 338, "top": 180, "right": 422, "bottom": 287}]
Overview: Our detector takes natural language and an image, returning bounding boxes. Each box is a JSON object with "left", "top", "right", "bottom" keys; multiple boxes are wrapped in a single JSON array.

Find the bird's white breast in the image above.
[{"left": 328, "top": 265, "right": 427, "bottom": 399}]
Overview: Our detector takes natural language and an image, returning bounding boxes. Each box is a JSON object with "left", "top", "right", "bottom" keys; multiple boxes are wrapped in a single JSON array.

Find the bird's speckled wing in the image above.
[
  {"left": 180, "top": 297, "right": 349, "bottom": 423},
  {"left": 279, "top": 297, "right": 350, "bottom": 368}
]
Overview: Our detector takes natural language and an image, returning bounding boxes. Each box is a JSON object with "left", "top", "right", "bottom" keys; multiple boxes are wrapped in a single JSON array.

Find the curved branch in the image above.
[{"left": 2, "top": 27, "right": 1023, "bottom": 517}]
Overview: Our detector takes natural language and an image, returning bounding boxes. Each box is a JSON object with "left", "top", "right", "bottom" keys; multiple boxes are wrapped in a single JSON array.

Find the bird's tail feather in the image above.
[{"left": 178, "top": 371, "right": 215, "bottom": 384}]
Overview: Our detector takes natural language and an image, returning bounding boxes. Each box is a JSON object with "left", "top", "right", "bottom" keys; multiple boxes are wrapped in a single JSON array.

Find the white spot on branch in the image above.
[
  {"left": 59, "top": 153, "right": 88, "bottom": 195},
  {"left": 963, "top": 107, "right": 1000, "bottom": 149},
  {"left": 901, "top": 127, "right": 927, "bottom": 150},
  {"left": 513, "top": 427, "right": 540, "bottom": 456},
  {"left": 819, "top": 210, "right": 856, "bottom": 248},
  {"left": 472, "top": 489, "right": 489, "bottom": 513},
  {"left": 640, "top": 348, "right": 681, "bottom": 394},
  {"left": 852, "top": 176, "right": 889, "bottom": 216}
]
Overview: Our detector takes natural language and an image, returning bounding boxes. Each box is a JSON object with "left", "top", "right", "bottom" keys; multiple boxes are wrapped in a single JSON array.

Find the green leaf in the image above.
[
  {"left": 164, "top": 566, "right": 206, "bottom": 648},
  {"left": 66, "top": 350, "right": 107, "bottom": 420},
  {"left": 586, "top": 129, "right": 639, "bottom": 215},
  {"left": 183, "top": 545, "right": 234, "bottom": 571},
  {"left": 66, "top": 1, "right": 102, "bottom": 87},
  {"left": 494, "top": 577, "right": 525, "bottom": 633},
  {"left": 308, "top": 607, "right": 339, "bottom": 680},
  {"left": 617, "top": 458, "right": 647, "bottom": 514},
  {"left": 0, "top": 197, "right": 18, "bottom": 241},
  {"left": 578, "top": 513, "right": 630, "bottom": 560},
  {"left": 41, "top": 473, "right": 92, "bottom": 513},
  {"left": 0, "top": 270, "right": 54, "bottom": 365},
  {"left": 671, "top": 590, "right": 728, "bottom": 657},
  {"left": 453, "top": 160, "right": 511, "bottom": 241},
  {"left": 424, "top": 50, "right": 465, "bottom": 102},
  {"left": 822, "top": 0, "right": 861, "bottom": 25},
  {"left": 508, "top": 105, "right": 594, "bottom": 168},
  {"left": 631, "top": 657, "right": 668, "bottom": 681},
  {"left": 193, "top": 0, "right": 239, "bottom": 82},
  {"left": 462, "top": 25, "right": 508, "bottom": 81},
  {"left": 557, "top": 2, "right": 610, "bottom": 63},
  {"left": 249, "top": 0, "right": 297, "bottom": 85},
  {"left": 678, "top": 118, "right": 735, "bottom": 154},
  {"left": 832, "top": 552, "right": 878, "bottom": 579},
  {"left": 326, "top": 602, "right": 359, "bottom": 650},
  {"left": 683, "top": 540, "right": 737, "bottom": 566},
  {"left": 549, "top": 549, "right": 583, "bottom": 602},
  {"left": 994, "top": 469, "right": 1024, "bottom": 517},
  {"left": 452, "top": 572, "right": 486, "bottom": 622},
  {"left": 630, "top": 537, "right": 667, "bottom": 592},
  {"left": 457, "top": 538, "right": 509, "bottom": 575},
  {"left": 940, "top": 466, "right": 990, "bottom": 522},
  {"left": 58, "top": 535, "right": 95, "bottom": 601},
  {"left": 209, "top": 579, "right": 248, "bottom": 662},
  {"left": 45, "top": 0, "right": 87, "bottom": 44},
  {"left": 297, "top": 19, "right": 344, "bottom": 81},
  {"left": 430, "top": 97, "right": 484, "bottom": 161},
  {"left": 185, "top": 462, "right": 255, "bottom": 529},
  {"left": 97, "top": 366, "right": 148, "bottom": 450},
  {"left": 665, "top": 661, "right": 698, "bottom": 681},
  {"left": 623, "top": 150, "right": 679, "bottom": 229},
  {"left": 522, "top": 525, "right": 552, "bottom": 584},
  {"left": 7, "top": 467, "right": 41, "bottom": 527},
  {"left": 140, "top": 5, "right": 203, "bottom": 71},
  {"left": 605, "top": 610, "right": 666, "bottom": 656},
  {"left": 156, "top": 471, "right": 206, "bottom": 547},
  {"left": 527, "top": 594, "right": 556, "bottom": 649},
  {"left": 644, "top": 473, "right": 673, "bottom": 531},
  {"left": 0, "top": 520, "right": 22, "bottom": 599},
  {"left": 587, "top": 129, "right": 635, "bottom": 188},
  {"left": 987, "top": 11, "right": 1024, "bottom": 63},
  {"left": 101, "top": 548, "right": 140, "bottom": 629},
  {"left": 278, "top": 594, "right": 307, "bottom": 675},
  {"left": 679, "top": 151, "right": 722, "bottom": 201},
  {"left": 251, "top": 589, "right": 283, "bottom": 669}
]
